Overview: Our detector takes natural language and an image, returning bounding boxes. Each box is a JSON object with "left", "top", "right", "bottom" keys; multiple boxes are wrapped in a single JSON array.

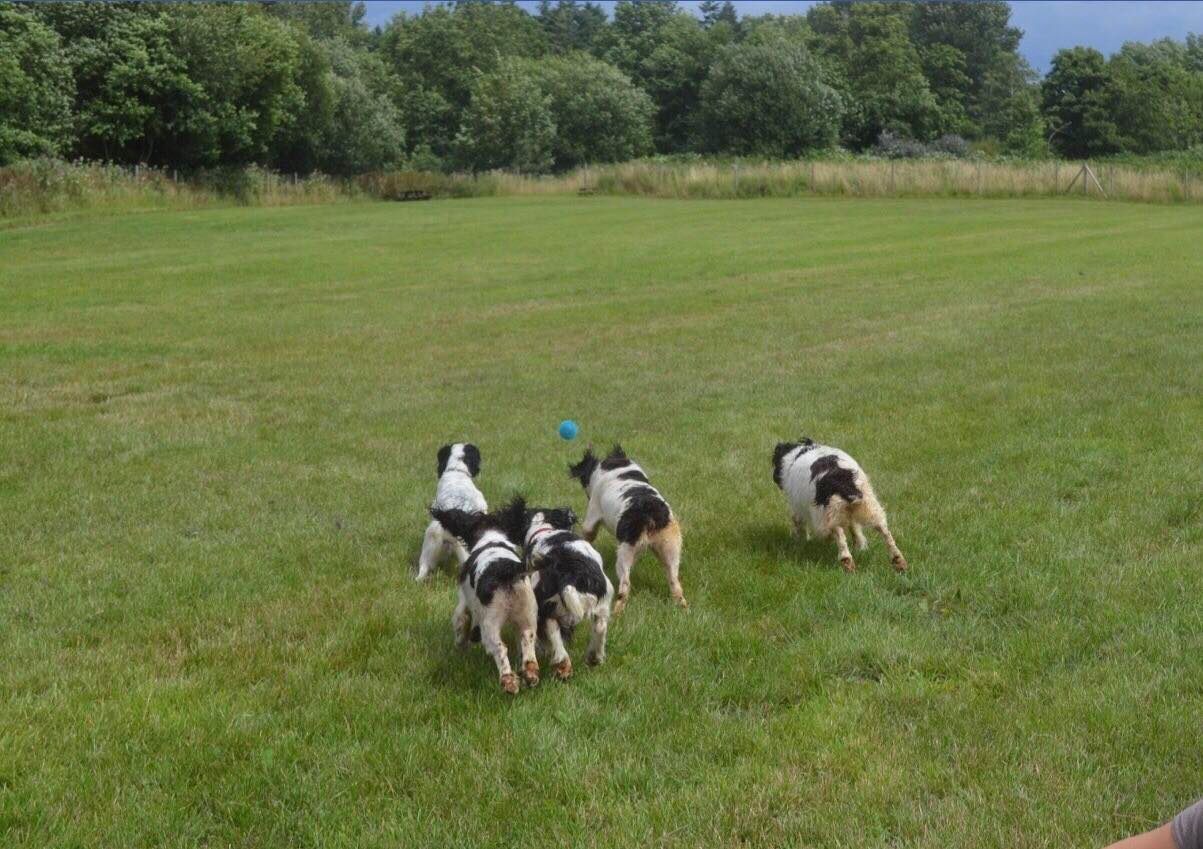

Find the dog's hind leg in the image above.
[
  {"left": 544, "top": 619, "right": 572, "bottom": 680},
  {"left": 872, "top": 519, "right": 907, "bottom": 572},
  {"left": 833, "top": 527, "right": 856, "bottom": 573},
  {"left": 585, "top": 602, "right": 610, "bottom": 667},
  {"left": 514, "top": 588, "right": 540, "bottom": 688},
  {"left": 479, "top": 614, "right": 518, "bottom": 694},
  {"left": 612, "top": 542, "right": 639, "bottom": 615},
  {"left": 581, "top": 502, "right": 603, "bottom": 543},
  {"left": 851, "top": 524, "right": 868, "bottom": 551},
  {"left": 451, "top": 594, "right": 473, "bottom": 649},
  {"left": 650, "top": 523, "right": 687, "bottom": 609},
  {"left": 417, "top": 520, "right": 445, "bottom": 581}
]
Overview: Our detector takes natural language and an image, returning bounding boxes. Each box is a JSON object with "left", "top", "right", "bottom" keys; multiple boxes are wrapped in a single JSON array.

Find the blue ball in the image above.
[{"left": 558, "top": 420, "right": 579, "bottom": 440}]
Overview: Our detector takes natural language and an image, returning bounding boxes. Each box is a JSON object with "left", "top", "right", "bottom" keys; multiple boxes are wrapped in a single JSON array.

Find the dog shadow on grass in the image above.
[{"left": 742, "top": 521, "right": 845, "bottom": 572}]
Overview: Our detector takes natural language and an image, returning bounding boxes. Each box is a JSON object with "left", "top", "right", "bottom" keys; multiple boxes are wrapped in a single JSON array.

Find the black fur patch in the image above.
[
  {"left": 810, "top": 455, "right": 862, "bottom": 507},
  {"left": 618, "top": 469, "right": 649, "bottom": 484},
  {"left": 773, "top": 439, "right": 817, "bottom": 489},
  {"left": 430, "top": 507, "right": 487, "bottom": 546},
  {"left": 493, "top": 496, "right": 530, "bottom": 545},
  {"left": 533, "top": 541, "right": 608, "bottom": 636},
  {"left": 599, "top": 444, "right": 631, "bottom": 471},
  {"left": 539, "top": 507, "right": 577, "bottom": 531},
  {"left": 772, "top": 442, "right": 799, "bottom": 489},
  {"left": 568, "top": 448, "right": 599, "bottom": 489},
  {"left": 461, "top": 443, "right": 481, "bottom": 477},
  {"left": 460, "top": 541, "right": 526, "bottom": 606},
  {"left": 614, "top": 485, "right": 672, "bottom": 545},
  {"left": 469, "top": 625, "right": 481, "bottom": 643},
  {"left": 436, "top": 444, "right": 452, "bottom": 477}
]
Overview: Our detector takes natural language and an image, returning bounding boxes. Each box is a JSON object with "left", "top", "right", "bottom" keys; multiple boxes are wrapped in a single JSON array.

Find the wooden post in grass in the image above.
[
  {"left": 1064, "top": 162, "right": 1107, "bottom": 198},
  {"left": 1053, "top": 161, "right": 1059, "bottom": 193},
  {"left": 810, "top": 160, "right": 815, "bottom": 192},
  {"left": 890, "top": 160, "right": 896, "bottom": 194}
]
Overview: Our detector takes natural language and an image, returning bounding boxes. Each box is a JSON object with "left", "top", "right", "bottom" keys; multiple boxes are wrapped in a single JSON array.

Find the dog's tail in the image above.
[
  {"left": 560, "top": 585, "right": 585, "bottom": 623},
  {"left": 430, "top": 507, "right": 485, "bottom": 546}
]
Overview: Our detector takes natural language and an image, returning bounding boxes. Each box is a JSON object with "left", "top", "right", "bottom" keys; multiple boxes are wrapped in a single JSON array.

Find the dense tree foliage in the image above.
[
  {"left": 699, "top": 36, "right": 842, "bottom": 156},
  {"left": 0, "top": 6, "right": 73, "bottom": 161},
  {"left": 1, "top": 0, "right": 1201, "bottom": 171}
]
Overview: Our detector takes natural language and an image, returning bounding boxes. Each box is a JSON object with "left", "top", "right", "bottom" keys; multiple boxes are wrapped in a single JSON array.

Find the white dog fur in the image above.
[
  {"left": 773, "top": 438, "right": 907, "bottom": 573},
  {"left": 569, "top": 445, "right": 686, "bottom": 614},
  {"left": 417, "top": 443, "right": 486, "bottom": 580}
]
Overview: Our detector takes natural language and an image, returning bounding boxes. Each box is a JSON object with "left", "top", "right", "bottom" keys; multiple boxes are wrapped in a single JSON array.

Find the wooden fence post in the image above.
[{"left": 890, "top": 160, "right": 896, "bottom": 194}]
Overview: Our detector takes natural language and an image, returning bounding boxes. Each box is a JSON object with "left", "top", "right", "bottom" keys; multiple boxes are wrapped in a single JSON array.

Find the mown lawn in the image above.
[{"left": 1, "top": 196, "right": 1201, "bottom": 848}]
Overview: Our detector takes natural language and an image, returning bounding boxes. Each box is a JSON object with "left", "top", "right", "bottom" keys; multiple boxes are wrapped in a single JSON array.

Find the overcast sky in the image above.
[{"left": 359, "top": 0, "right": 1203, "bottom": 71}]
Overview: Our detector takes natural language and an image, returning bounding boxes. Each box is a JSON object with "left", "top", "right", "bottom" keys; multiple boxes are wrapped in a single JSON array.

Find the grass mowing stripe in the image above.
[{"left": 1, "top": 196, "right": 1201, "bottom": 848}]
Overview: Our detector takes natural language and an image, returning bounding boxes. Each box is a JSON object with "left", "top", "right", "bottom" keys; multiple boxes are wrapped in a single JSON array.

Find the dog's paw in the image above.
[
  {"left": 612, "top": 594, "right": 628, "bottom": 616},
  {"left": 500, "top": 673, "right": 520, "bottom": 695},
  {"left": 522, "top": 660, "right": 540, "bottom": 688},
  {"left": 892, "top": 555, "right": 909, "bottom": 573},
  {"left": 840, "top": 556, "right": 857, "bottom": 573},
  {"left": 584, "top": 651, "right": 604, "bottom": 667},
  {"left": 673, "top": 594, "right": 689, "bottom": 610},
  {"left": 553, "top": 658, "right": 573, "bottom": 680}
]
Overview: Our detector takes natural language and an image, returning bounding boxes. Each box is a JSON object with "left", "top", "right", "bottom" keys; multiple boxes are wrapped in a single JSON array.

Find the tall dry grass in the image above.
[
  {"left": 4, "top": 157, "right": 1202, "bottom": 222},
  {"left": 586, "top": 158, "right": 1203, "bottom": 203},
  {"left": 0, "top": 160, "right": 361, "bottom": 220}
]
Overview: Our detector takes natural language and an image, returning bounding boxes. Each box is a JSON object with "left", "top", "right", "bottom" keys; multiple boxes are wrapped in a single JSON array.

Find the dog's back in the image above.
[
  {"left": 432, "top": 443, "right": 487, "bottom": 513},
  {"left": 775, "top": 438, "right": 867, "bottom": 520},
  {"left": 530, "top": 532, "right": 611, "bottom": 632}
]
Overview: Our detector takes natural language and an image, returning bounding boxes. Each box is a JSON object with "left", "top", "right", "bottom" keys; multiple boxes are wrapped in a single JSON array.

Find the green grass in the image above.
[{"left": 2, "top": 196, "right": 1201, "bottom": 848}]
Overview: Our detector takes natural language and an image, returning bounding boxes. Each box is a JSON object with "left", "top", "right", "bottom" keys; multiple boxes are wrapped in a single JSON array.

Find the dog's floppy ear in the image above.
[
  {"left": 436, "top": 444, "right": 453, "bottom": 477},
  {"left": 492, "top": 496, "right": 528, "bottom": 545},
  {"left": 772, "top": 442, "right": 799, "bottom": 489},
  {"left": 462, "top": 443, "right": 481, "bottom": 477},
  {"left": 430, "top": 507, "right": 485, "bottom": 546},
  {"left": 568, "top": 447, "right": 598, "bottom": 488}
]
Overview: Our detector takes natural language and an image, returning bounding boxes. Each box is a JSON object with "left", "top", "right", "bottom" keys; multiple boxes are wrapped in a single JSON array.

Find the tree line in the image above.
[{"left": 3, "top": 0, "right": 1202, "bottom": 174}]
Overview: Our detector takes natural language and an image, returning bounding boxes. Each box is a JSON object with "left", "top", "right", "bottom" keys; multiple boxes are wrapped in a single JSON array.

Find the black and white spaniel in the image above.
[
  {"left": 773, "top": 438, "right": 907, "bottom": 573},
  {"left": 417, "top": 443, "right": 486, "bottom": 580},
  {"left": 500, "top": 498, "right": 613, "bottom": 680},
  {"left": 568, "top": 445, "right": 686, "bottom": 613},
  {"left": 431, "top": 501, "right": 541, "bottom": 694}
]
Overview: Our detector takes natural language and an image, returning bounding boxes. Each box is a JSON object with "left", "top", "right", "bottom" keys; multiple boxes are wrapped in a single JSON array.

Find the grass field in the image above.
[{"left": 2, "top": 196, "right": 1201, "bottom": 848}]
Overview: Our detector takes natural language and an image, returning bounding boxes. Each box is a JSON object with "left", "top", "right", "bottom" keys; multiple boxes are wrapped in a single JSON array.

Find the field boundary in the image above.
[{"left": 4, "top": 157, "right": 1203, "bottom": 222}]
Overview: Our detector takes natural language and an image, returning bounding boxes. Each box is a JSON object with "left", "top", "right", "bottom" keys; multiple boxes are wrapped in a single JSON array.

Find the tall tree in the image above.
[
  {"left": 808, "top": 3, "right": 945, "bottom": 148},
  {"left": 909, "top": 0, "right": 1023, "bottom": 134},
  {"left": 0, "top": 5, "right": 73, "bottom": 163},
  {"left": 455, "top": 58, "right": 555, "bottom": 172},
  {"left": 536, "top": 0, "right": 608, "bottom": 55},
  {"left": 35, "top": 3, "right": 207, "bottom": 165},
  {"left": 1107, "top": 40, "right": 1203, "bottom": 153},
  {"left": 699, "top": 1, "right": 738, "bottom": 31},
  {"left": 699, "top": 36, "right": 843, "bottom": 156},
  {"left": 1041, "top": 47, "right": 1120, "bottom": 157},
  {"left": 535, "top": 53, "right": 654, "bottom": 168},
  {"left": 381, "top": 2, "right": 546, "bottom": 159}
]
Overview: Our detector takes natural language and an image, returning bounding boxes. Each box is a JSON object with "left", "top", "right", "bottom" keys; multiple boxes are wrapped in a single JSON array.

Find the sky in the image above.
[{"left": 359, "top": 0, "right": 1203, "bottom": 72}]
